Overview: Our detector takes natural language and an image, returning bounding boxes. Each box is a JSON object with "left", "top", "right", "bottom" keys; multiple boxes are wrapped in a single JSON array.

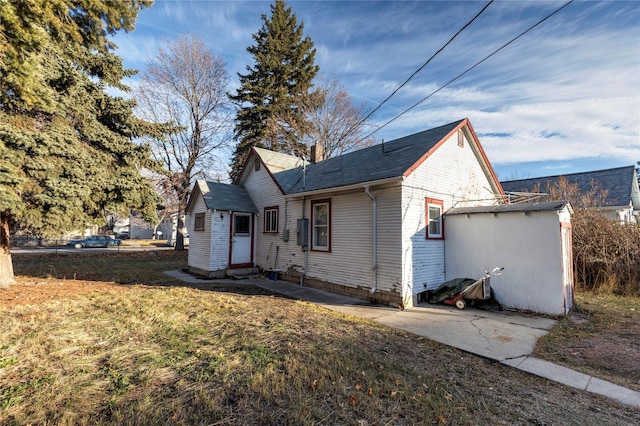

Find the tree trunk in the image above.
[
  {"left": 0, "top": 211, "right": 16, "bottom": 288},
  {"left": 175, "top": 212, "right": 185, "bottom": 252}
]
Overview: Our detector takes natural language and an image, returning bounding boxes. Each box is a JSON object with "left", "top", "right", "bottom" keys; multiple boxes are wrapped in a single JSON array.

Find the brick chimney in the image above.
[{"left": 310, "top": 144, "right": 324, "bottom": 163}]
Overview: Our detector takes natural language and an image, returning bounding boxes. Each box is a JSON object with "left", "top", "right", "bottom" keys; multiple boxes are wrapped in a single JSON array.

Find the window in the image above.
[
  {"left": 264, "top": 206, "right": 278, "bottom": 233},
  {"left": 234, "top": 214, "right": 251, "bottom": 235},
  {"left": 194, "top": 213, "right": 205, "bottom": 231},
  {"left": 426, "top": 198, "right": 444, "bottom": 239},
  {"left": 311, "top": 199, "right": 331, "bottom": 251},
  {"left": 255, "top": 159, "right": 261, "bottom": 171}
]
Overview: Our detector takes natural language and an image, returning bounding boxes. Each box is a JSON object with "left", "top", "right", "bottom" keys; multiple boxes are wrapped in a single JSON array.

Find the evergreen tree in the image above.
[
  {"left": 229, "top": 0, "right": 319, "bottom": 180},
  {"left": 0, "top": 0, "right": 159, "bottom": 286}
]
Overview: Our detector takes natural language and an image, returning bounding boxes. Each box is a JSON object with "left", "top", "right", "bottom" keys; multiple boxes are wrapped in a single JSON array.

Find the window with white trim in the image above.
[
  {"left": 426, "top": 198, "right": 444, "bottom": 239},
  {"left": 264, "top": 206, "right": 278, "bottom": 233},
  {"left": 311, "top": 199, "right": 330, "bottom": 251}
]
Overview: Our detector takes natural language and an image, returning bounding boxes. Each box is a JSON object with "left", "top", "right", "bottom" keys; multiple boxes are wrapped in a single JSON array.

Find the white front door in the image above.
[{"left": 231, "top": 213, "right": 252, "bottom": 265}]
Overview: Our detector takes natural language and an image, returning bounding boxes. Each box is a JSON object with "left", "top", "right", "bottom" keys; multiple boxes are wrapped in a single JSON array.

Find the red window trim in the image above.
[
  {"left": 311, "top": 198, "right": 331, "bottom": 252},
  {"left": 426, "top": 198, "right": 444, "bottom": 240},
  {"left": 263, "top": 205, "right": 279, "bottom": 233}
]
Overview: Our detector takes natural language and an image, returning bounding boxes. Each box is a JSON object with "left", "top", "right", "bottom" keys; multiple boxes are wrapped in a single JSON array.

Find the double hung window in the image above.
[
  {"left": 426, "top": 198, "right": 444, "bottom": 239},
  {"left": 311, "top": 199, "right": 331, "bottom": 251}
]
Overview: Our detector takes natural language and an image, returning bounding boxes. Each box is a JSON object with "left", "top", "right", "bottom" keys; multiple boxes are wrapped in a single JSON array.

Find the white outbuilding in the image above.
[{"left": 445, "top": 201, "right": 574, "bottom": 315}]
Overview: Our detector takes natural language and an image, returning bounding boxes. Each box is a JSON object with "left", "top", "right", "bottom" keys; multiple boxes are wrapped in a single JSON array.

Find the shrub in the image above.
[
  {"left": 526, "top": 177, "right": 639, "bottom": 295},
  {"left": 572, "top": 210, "right": 640, "bottom": 295}
]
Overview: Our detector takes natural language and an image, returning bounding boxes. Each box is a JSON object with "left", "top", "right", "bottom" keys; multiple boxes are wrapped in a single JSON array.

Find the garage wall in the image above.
[{"left": 445, "top": 208, "right": 571, "bottom": 315}]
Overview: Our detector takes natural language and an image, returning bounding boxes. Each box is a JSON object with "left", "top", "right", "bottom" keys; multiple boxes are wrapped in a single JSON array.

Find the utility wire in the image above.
[
  {"left": 358, "top": 0, "right": 494, "bottom": 126},
  {"left": 364, "top": 0, "right": 574, "bottom": 140}
]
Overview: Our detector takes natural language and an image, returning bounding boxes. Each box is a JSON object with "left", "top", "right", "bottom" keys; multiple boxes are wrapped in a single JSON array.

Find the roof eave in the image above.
[{"left": 284, "top": 176, "right": 404, "bottom": 199}]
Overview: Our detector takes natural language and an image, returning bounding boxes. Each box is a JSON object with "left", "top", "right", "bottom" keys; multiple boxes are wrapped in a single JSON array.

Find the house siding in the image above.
[
  {"left": 187, "top": 195, "right": 212, "bottom": 272},
  {"left": 303, "top": 186, "right": 403, "bottom": 296},
  {"left": 211, "top": 211, "right": 231, "bottom": 272},
  {"left": 401, "top": 129, "right": 499, "bottom": 304},
  {"left": 243, "top": 163, "right": 294, "bottom": 271},
  {"left": 187, "top": 195, "right": 231, "bottom": 276},
  {"left": 243, "top": 161, "right": 405, "bottom": 303}
]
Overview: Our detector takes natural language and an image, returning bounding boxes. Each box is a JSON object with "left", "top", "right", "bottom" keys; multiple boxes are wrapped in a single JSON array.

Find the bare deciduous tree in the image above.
[
  {"left": 136, "top": 35, "right": 233, "bottom": 250},
  {"left": 301, "top": 76, "right": 376, "bottom": 160}
]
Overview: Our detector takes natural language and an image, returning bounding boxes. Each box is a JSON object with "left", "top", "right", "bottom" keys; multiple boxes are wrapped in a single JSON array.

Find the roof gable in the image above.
[
  {"left": 500, "top": 166, "right": 639, "bottom": 208},
  {"left": 280, "top": 120, "right": 463, "bottom": 194},
  {"left": 234, "top": 118, "right": 503, "bottom": 197},
  {"left": 187, "top": 180, "right": 257, "bottom": 213}
]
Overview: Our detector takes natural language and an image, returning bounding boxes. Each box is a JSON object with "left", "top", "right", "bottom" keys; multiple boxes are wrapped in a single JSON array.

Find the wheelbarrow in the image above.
[{"left": 427, "top": 268, "right": 503, "bottom": 310}]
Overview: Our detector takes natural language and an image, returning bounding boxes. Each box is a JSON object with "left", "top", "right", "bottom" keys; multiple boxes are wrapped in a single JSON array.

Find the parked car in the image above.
[{"left": 67, "top": 235, "right": 121, "bottom": 249}]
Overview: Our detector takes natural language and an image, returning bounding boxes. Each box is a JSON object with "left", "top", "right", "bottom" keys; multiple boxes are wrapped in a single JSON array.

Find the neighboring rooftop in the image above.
[{"left": 500, "top": 166, "right": 640, "bottom": 208}]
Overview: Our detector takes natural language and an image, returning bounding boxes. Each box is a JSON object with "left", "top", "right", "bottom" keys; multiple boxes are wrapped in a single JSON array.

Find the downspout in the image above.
[
  {"left": 301, "top": 196, "right": 307, "bottom": 286},
  {"left": 364, "top": 186, "right": 378, "bottom": 294}
]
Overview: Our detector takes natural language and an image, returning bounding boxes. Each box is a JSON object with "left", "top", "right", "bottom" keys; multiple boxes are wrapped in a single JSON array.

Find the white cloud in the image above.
[{"left": 112, "top": 0, "right": 639, "bottom": 178}]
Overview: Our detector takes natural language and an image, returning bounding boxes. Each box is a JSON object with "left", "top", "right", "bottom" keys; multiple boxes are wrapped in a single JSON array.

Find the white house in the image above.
[
  {"left": 445, "top": 201, "right": 574, "bottom": 315},
  {"left": 186, "top": 118, "right": 574, "bottom": 314}
]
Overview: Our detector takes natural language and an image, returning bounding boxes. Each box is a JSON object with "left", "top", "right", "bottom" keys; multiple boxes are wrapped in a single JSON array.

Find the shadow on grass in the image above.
[{"left": 11, "top": 250, "right": 286, "bottom": 299}]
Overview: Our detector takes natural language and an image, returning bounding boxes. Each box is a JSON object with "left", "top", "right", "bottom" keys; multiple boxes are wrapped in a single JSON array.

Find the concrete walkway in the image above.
[{"left": 164, "top": 270, "right": 640, "bottom": 408}]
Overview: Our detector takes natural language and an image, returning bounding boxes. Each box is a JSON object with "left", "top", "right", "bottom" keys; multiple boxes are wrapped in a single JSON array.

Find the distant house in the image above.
[
  {"left": 186, "top": 118, "right": 575, "bottom": 314},
  {"left": 501, "top": 166, "right": 640, "bottom": 224}
]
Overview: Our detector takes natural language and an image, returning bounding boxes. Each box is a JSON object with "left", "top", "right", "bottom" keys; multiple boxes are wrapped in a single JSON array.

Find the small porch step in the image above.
[{"left": 226, "top": 267, "right": 260, "bottom": 279}]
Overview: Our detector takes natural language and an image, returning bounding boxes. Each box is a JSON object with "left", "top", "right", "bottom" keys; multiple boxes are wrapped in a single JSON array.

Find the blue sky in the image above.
[{"left": 112, "top": 0, "right": 640, "bottom": 181}]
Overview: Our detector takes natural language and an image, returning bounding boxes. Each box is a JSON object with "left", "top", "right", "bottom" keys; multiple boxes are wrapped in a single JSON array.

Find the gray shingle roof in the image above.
[
  {"left": 269, "top": 119, "right": 465, "bottom": 194},
  {"left": 196, "top": 180, "right": 257, "bottom": 213},
  {"left": 500, "top": 166, "right": 638, "bottom": 208},
  {"left": 447, "top": 200, "right": 571, "bottom": 215}
]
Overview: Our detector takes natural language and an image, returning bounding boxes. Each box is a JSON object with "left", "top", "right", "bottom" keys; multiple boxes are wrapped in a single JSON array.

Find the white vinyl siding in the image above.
[
  {"left": 210, "top": 211, "right": 231, "bottom": 270},
  {"left": 401, "top": 127, "right": 500, "bottom": 299},
  {"left": 304, "top": 186, "right": 403, "bottom": 295},
  {"left": 187, "top": 195, "right": 212, "bottom": 271},
  {"left": 243, "top": 160, "right": 292, "bottom": 271}
]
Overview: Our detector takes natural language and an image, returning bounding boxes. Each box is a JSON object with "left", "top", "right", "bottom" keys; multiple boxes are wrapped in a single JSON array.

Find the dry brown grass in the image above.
[
  {"left": 2, "top": 252, "right": 639, "bottom": 425},
  {"left": 533, "top": 292, "right": 640, "bottom": 392}
]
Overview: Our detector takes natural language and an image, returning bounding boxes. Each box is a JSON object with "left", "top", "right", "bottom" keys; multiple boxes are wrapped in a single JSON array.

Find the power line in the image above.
[
  {"left": 342, "top": 0, "right": 494, "bottom": 143},
  {"left": 364, "top": 0, "right": 575, "bottom": 140},
  {"left": 358, "top": 0, "right": 494, "bottom": 125}
]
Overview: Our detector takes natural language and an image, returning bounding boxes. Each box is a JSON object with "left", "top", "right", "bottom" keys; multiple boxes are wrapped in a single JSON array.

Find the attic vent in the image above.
[
  {"left": 384, "top": 144, "right": 413, "bottom": 155},
  {"left": 458, "top": 130, "right": 464, "bottom": 147}
]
